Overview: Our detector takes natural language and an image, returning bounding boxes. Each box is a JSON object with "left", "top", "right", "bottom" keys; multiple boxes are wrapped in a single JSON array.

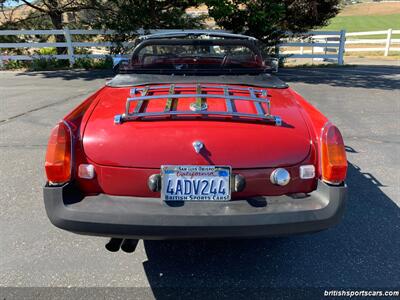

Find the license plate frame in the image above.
[{"left": 161, "top": 165, "right": 231, "bottom": 201}]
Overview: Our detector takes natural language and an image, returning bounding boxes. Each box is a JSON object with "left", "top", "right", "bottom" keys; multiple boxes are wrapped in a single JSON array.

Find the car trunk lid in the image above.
[{"left": 83, "top": 84, "right": 311, "bottom": 168}]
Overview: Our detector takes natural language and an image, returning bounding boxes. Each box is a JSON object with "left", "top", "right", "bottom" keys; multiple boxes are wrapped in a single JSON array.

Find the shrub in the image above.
[
  {"left": 2, "top": 60, "right": 29, "bottom": 70},
  {"left": 37, "top": 47, "right": 58, "bottom": 55},
  {"left": 73, "top": 57, "right": 93, "bottom": 69},
  {"left": 29, "top": 58, "right": 69, "bottom": 71},
  {"left": 2, "top": 56, "right": 112, "bottom": 71},
  {"left": 73, "top": 56, "right": 113, "bottom": 70}
]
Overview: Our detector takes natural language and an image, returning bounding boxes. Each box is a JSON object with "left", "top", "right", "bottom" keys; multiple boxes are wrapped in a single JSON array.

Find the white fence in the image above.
[
  {"left": 0, "top": 28, "right": 119, "bottom": 67},
  {"left": 0, "top": 28, "right": 399, "bottom": 67},
  {"left": 279, "top": 29, "right": 400, "bottom": 61},
  {"left": 278, "top": 30, "right": 346, "bottom": 64},
  {"left": 345, "top": 29, "right": 400, "bottom": 56}
]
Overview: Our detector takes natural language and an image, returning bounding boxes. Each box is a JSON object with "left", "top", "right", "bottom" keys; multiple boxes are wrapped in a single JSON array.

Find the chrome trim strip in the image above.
[
  {"left": 196, "top": 84, "right": 202, "bottom": 109},
  {"left": 133, "top": 85, "right": 149, "bottom": 114},
  {"left": 139, "top": 30, "right": 258, "bottom": 41},
  {"left": 127, "top": 87, "right": 136, "bottom": 113},
  {"left": 223, "top": 87, "right": 234, "bottom": 113},
  {"left": 261, "top": 89, "right": 271, "bottom": 115},
  {"left": 123, "top": 110, "right": 278, "bottom": 121},
  {"left": 164, "top": 84, "right": 175, "bottom": 112},
  {"left": 249, "top": 87, "right": 264, "bottom": 116},
  {"left": 190, "top": 84, "right": 208, "bottom": 111}
]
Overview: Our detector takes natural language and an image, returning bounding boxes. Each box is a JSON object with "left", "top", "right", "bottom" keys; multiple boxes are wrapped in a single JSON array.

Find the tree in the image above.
[
  {"left": 1, "top": 0, "right": 340, "bottom": 55},
  {"left": 93, "top": 0, "right": 203, "bottom": 30},
  {"left": 205, "top": 0, "right": 340, "bottom": 45},
  {"left": 2, "top": 0, "right": 99, "bottom": 29},
  {"left": 90, "top": 0, "right": 205, "bottom": 51},
  {"left": 1, "top": 0, "right": 205, "bottom": 54},
  {"left": 1, "top": 0, "right": 99, "bottom": 54}
]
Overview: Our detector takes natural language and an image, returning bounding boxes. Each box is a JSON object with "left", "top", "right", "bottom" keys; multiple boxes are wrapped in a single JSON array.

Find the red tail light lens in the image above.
[
  {"left": 321, "top": 124, "right": 347, "bottom": 184},
  {"left": 45, "top": 123, "right": 71, "bottom": 184}
]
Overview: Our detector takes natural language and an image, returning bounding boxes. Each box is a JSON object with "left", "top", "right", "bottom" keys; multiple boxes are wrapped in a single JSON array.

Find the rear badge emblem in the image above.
[
  {"left": 190, "top": 102, "right": 208, "bottom": 112},
  {"left": 192, "top": 141, "right": 204, "bottom": 154}
]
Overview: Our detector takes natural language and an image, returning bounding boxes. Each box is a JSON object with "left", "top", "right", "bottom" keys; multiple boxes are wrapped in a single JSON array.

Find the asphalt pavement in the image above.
[{"left": 0, "top": 66, "right": 399, "bottom": 297}]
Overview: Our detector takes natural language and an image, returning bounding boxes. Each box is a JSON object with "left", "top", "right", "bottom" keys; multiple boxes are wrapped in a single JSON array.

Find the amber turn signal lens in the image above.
[
  {"left": 45, "top": 123, "right": 71, "bottom": 184},
  {"left": 321, "top": 124, "right": 347, "bottom": 184}
]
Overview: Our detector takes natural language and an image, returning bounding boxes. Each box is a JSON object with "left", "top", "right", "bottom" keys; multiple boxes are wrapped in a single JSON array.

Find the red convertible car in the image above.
[{"left": 44, "top": 31, "right": 347, "bottom": 252}]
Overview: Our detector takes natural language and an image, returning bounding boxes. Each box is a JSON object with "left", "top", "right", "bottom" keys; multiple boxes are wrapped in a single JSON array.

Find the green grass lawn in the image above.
[
  {"left": 324, "top": 14, "right": 400, "bottom": 32},
  {"left": 323, "top": 14, "right": 400, "bottom": 38}
]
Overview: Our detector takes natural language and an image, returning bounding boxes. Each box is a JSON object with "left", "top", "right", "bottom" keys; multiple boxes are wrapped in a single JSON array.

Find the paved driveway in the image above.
[{"left": 0, "top": 67, "right": 399, "bottom": 296}]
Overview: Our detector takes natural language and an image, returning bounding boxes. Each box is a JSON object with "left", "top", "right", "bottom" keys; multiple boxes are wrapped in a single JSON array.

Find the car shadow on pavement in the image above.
[
  {"left": 14, "top": 69, "right": 113, "bottom": 81},
  {"left": 278, "top": 66, "right": 400, "bottom": 90},
  {"left": 141, "top": 162, "right": 399, "bottom": 295}
]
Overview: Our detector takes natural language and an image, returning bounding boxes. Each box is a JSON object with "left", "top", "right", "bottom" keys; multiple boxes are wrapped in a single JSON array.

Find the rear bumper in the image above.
[{"left": 43, "top": 181, "right": 346, "bottom": 239}]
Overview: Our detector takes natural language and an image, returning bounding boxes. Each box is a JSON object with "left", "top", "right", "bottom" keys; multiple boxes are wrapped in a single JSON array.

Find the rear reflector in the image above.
[
  {"left": 321, "top": 123, "right": 347, "bottom": 184},
  {"left": 300, "top": 165, "right": 315, "bottom": 179},
  {"left": 45, "top": 123, "right": 71, "bottom": 184},
  {"left": 78, "top": 164, "right": 95, "bottom": 179}
]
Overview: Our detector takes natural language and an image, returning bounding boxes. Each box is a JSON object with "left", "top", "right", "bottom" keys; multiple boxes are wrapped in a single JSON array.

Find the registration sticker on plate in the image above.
[{"left": 161, "top": 165, "right": 231, "bottom": 201}]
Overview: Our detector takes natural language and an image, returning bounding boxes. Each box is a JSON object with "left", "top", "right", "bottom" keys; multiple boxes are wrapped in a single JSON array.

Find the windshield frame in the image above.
[{"left": 119, "top": 38, "right": 268, "bottom": 76}]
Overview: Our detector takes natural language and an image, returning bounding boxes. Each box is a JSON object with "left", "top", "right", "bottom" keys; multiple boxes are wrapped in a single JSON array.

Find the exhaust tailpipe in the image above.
[
  {"left": 105, "top": 238, "right": 123, "bottom": 252},
  {"left": 121, "top": 239, "right": 139, "bottom": 253}
]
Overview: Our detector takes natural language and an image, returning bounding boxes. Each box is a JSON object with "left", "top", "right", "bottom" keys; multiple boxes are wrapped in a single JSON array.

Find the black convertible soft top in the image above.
[{"left": 106, "top": 73, "right": 288, "bottom": 89}]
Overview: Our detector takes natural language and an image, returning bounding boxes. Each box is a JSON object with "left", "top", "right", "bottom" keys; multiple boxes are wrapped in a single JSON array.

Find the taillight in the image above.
[
  {"left": 321, "top": 123, "right": 347, "bottom": 184},
  {"left": 45, "top": 122, "right": 72, "bottom": 184}
]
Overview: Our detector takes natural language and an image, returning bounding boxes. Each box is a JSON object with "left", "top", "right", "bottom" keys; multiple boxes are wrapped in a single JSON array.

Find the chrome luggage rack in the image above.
[{"left": 114, "top": 84, "right": 282, "bottom": 126}]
